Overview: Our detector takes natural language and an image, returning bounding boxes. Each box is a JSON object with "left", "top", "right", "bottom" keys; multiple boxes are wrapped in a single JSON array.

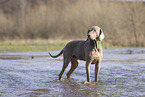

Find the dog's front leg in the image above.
[
  {"left": 85, "top": 61, "right": 91, "bottom": 82},
  {"left": 95, "top": 61, "right": 101, "bottom": 82}
]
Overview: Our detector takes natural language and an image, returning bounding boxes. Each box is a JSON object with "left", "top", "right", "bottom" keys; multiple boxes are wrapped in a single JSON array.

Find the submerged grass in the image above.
[{"left": 0, "top": 39, "right": 68, "bottom": 53}]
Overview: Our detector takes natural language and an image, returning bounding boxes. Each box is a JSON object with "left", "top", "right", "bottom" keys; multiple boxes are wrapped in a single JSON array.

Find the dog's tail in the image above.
[{"left": 49, "top": 50, "right": 63, "bottom": 58}]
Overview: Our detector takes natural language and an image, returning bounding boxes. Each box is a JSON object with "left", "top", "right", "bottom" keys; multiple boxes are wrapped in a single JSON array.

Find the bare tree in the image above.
[{"left": 123, "top": 1, "right": 145, "bottom": 46}]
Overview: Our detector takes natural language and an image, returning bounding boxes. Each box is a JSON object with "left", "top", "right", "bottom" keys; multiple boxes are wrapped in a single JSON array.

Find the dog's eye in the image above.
[{"left": 94, "top": 29, "right": 96, "bottom": 32}]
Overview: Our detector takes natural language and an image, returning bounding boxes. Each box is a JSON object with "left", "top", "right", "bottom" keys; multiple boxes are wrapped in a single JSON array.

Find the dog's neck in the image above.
[{"left": 89, "top": 39, "right": 102, "bottom": 52}]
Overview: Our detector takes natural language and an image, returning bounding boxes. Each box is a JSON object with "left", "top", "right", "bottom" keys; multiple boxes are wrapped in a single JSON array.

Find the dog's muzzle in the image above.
[{"left": 87, "top": 33, "right": 99, "bottom": 40}]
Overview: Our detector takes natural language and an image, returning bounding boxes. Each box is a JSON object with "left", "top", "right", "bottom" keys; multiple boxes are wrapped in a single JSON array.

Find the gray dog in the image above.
[{"left": 49, "top": 26, "right": 104, "bottom": 82}]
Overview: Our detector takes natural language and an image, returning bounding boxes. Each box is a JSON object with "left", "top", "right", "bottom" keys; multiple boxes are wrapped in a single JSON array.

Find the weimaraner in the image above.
[{"left": 49, "top": 26, "right": 104, "bottom": 82}]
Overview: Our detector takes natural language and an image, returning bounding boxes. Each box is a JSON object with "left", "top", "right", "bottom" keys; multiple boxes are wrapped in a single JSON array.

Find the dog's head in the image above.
[{"left": 87, "top": 26, "right": 104, "bottom": 41}]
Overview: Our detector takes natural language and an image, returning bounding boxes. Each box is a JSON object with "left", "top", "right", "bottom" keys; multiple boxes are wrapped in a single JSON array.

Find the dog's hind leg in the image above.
[
  {"left": 59, "top": 58, "right": 70, "bottom": 80},
  {"left": 67, "top": 57, "right": 79, "bottom": 79}
]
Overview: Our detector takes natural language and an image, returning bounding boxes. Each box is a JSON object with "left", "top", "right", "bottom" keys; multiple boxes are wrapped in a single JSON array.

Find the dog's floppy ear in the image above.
[
  {"left": 87, "top": 29, "right": 90, "bottom": 40},
  {"left": 99, "top": 29, "right": 104, "bottom": 41}
]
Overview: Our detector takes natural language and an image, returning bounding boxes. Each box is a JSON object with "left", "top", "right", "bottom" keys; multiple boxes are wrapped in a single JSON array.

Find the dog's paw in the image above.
[
  {"left": 82, "top": 81, "right": 92, "bottom": 85},
  {"left": 56, "top": 79, "right": 62, "bottom": 81}
]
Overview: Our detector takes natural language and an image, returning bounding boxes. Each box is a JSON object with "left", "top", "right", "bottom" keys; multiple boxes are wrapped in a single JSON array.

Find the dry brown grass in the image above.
[{"left": 0, "top": 0, "right": 145, "bottom": 47}]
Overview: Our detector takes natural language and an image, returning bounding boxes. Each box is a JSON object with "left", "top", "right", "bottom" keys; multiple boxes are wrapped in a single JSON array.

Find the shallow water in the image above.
[{"left": 0, "top": 48, "right": 145, "bottom": 97}]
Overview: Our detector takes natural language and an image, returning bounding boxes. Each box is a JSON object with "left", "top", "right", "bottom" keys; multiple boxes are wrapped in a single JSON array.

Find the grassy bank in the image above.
[
  {"left": 0, "top": 39, "right": 138, "bottom": 53},
  {"left": 0, "top": 39, "right": 69, "bottom": 53},
  {"left": 0, "top": 39, "right": 118, "bottom": 53}
]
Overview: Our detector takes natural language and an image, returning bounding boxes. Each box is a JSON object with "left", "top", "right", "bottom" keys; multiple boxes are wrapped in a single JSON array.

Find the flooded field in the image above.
[{"left": 0, "top": 48, "right": 145, "bottom": 97}]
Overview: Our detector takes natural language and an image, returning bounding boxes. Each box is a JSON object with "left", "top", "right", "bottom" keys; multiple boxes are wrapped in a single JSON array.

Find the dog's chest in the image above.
[
  {"left": 90, "top": 53, "right": 101, "bottom": 64},
  {"left": 90, "top": 49, "right": 102, "bottom": 61}
]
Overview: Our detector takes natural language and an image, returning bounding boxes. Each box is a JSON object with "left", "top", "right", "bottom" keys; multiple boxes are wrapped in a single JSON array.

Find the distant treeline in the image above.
[{"left": 0, "top": 0, "right": 145, "bottom": 47}]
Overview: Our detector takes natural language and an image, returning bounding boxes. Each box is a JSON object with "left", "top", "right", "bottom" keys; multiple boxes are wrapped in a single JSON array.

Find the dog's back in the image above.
[{"left": 63, "top": 40, "right": 86, "bottom": 60}]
